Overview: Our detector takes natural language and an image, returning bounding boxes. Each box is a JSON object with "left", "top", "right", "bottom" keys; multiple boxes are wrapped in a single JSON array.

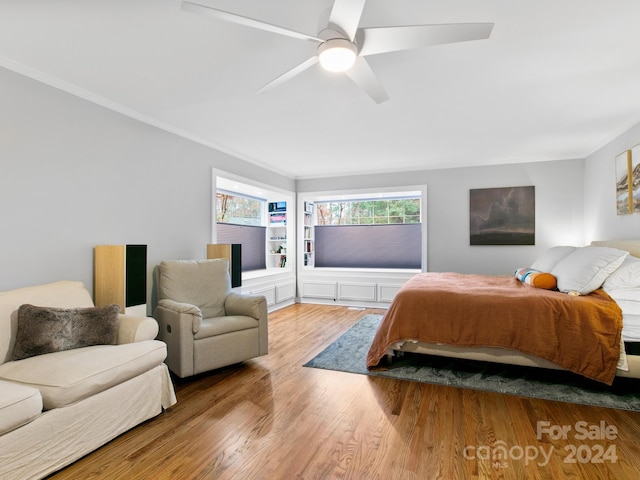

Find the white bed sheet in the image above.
[
  {"left": 604, "top": 287, "right": 640, "bottom": 342},
  {"left": 623, "top": 313, "right": 640, "bottom": 342}
]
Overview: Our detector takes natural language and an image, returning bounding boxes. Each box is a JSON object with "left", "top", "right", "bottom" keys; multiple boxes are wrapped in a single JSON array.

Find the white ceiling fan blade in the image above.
[
  {"left": 181, "top": 1, "right": 323, "bottom": 43},
  {"left": 256, "top": 56, "right": 319, "bottom": 95},
  {"left": 328, "top": 0, "right": 366, "bottom": 41},
  {"left": 344, "top": 57, "right": 389, "bottom": 104},
  {"left": 358, "top": 23, "right": 494, "bottom": 56}
]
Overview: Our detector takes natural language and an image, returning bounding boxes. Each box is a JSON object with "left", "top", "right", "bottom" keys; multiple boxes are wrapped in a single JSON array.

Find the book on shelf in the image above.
[{"left": 269, "top": 213, "right": 286, "bottom": 224}]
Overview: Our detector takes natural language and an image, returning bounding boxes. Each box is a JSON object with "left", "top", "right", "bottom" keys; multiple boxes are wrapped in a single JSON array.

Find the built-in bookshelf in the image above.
[
  {"left": 268, "top": 205, "right": 287, "bottom": 269},
  {"left": 303, "top": 201, "right": 314, "bottom": 267}
]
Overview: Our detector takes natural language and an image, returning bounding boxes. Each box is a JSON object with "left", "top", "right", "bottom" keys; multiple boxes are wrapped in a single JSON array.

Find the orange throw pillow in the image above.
[{"left": 514, "top": 267, "right": 557, "bottom": 290}]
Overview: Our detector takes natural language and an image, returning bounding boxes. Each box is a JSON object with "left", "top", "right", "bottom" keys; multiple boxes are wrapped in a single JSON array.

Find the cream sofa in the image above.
[{"left": 0, "top": 281, "right": 177, "bottom": 480}]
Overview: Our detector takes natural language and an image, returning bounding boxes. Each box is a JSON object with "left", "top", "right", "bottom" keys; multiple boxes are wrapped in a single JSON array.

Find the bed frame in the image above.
[{"left": 392, "top": 240, "right": 640, "bottom": 380}]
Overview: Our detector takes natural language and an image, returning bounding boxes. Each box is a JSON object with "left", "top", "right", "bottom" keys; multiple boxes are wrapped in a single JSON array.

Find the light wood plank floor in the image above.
[{"left": 50, "top": 303, "right": 640, "bottom": 479}]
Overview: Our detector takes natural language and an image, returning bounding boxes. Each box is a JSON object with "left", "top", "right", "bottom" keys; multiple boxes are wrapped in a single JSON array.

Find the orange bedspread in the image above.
[{"left": 366, "top": 273, "right": 623, "bottom": 385}]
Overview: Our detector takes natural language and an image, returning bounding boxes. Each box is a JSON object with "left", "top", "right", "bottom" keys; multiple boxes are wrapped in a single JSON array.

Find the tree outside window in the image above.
[
  {"left": 216, "top": 193, "right": 262, "bottom": 226},
  {"left": 315, "top": 198, "right": 420, "bottom": 225}
]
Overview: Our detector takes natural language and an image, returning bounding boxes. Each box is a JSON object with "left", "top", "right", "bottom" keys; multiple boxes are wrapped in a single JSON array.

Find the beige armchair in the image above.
[{"left": 153, "top": 259, "right": 268, "bottom": 378}]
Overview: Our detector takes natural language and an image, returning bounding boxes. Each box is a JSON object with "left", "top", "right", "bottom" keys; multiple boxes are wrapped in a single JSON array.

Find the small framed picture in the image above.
[{"left": 615, "top": 150, "right": 632, "bottom": 215}]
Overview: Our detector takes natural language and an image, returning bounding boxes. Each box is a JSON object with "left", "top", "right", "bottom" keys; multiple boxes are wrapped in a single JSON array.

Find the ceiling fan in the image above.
[{"left": 181, "top": 0, "right": 494, "bottom": 103}]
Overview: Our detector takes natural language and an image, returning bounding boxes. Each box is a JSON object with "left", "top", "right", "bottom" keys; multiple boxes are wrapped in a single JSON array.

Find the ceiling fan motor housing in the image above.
[{"left": 317, "top": 38, "right": 358, "bottom": 72}]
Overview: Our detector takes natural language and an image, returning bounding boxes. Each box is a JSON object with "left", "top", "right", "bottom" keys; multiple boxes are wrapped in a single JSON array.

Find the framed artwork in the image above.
[
  {"left": 470, "top": 186, "right": 535, "bottom": 245},
  {"left": 615, "top": 149, "right": 633, "bottom": 215}
]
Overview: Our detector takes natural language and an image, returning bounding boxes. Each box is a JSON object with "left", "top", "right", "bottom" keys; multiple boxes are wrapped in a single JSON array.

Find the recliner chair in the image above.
[{"left": 153, "top": 259, "right": 268, "bottom": 378}]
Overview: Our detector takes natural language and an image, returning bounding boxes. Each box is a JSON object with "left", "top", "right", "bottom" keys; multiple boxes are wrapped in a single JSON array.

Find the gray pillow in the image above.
[{"left": 12, "top": 304, "right": 120, "bottom": 361}]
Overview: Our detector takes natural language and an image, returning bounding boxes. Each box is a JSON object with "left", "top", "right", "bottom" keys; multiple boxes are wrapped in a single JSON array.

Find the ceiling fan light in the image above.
[{"left": 318, "top": 39, "right": 357, "bottom": 72}]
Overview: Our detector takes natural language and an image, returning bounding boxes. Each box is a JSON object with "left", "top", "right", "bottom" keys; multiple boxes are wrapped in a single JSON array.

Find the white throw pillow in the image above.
[
  {"left": 603, "top": 255, "right": 640, "bottom": 290},
  {"left": 530, "top": 246, "right": 577, "bottom": 272},
  {"left": 551, "top": 246, "right": 629, "bottom": 295}
]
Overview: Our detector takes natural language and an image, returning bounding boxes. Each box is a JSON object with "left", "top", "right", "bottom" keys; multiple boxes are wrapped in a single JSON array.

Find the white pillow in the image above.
[
  {"left": 603, "top": 255, "right": 640, "bottom": 290},
  {"left": 530, "top": 246, "right": 577, "bottom": 272},
  {"left": 551, "top": 246, "right": 629, "bottom": 295}
]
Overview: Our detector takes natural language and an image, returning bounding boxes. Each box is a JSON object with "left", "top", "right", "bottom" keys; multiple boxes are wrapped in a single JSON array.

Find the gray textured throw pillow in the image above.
[{"left": 12, "top": 303, "right": 120, "bottom": 361}]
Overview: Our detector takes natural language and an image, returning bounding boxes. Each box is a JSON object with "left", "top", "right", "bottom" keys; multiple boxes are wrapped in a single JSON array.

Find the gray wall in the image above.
[
  {"left": 298, "top": 159, "right": 585, "bottom": 275},
  {"left": 0, "top": 67, "right": 294, "bottom": 292},
  {"left": 3, "top": 62, "right": 638, "bottom": 293},
  {"left": 583, "top": 121, "right": 640, "bottom": 241}
]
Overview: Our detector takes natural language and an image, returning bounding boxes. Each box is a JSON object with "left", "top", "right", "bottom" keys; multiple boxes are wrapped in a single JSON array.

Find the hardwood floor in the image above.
[{"left": 50, "top": 303, "right": 640, "bottom": 480}]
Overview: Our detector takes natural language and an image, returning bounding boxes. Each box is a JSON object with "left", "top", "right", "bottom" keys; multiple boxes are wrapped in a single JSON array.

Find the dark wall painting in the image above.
[{"left": 470, "top": 186, "right": 535, "bottom": 245}]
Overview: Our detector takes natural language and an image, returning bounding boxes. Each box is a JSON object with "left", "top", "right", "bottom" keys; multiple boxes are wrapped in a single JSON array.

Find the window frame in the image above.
[
  {"left": 212, "top": 170, "right": 295, "bottom": 279},
  {"left": 299, "top": 185, "right": 428, "bottom": 273}
]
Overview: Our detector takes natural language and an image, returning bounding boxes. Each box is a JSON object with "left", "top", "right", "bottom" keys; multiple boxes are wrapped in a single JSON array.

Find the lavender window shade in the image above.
[
  {"left": 315, "top": 224, "right": 422, "bottom": 269},
  {"left": 216, "top": 223, "right": 266, "bottom": 271}
]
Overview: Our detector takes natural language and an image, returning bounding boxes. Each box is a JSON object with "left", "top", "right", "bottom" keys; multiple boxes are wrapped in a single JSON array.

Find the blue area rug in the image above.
[{"left": 304, "top": 314, "right": 640, "bottom": 411}]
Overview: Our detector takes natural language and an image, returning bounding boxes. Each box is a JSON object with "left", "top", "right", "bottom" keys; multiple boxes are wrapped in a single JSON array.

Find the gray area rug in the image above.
[{"left": 304, "top": 314, "right": 640, "bottom": 411}]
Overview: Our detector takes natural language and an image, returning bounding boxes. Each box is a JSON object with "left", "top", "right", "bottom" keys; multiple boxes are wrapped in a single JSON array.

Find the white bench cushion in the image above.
[
  {"left": 0, "top": 340, "right": 167, "bottom": 410},
  {"left": 0, "top": 380, "right": 43, "bottom": 435}
]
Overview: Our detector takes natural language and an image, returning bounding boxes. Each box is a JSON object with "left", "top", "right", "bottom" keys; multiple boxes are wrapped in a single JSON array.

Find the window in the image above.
[
  {"left": 216, "top": 192, "right": 262, "bottom": 225},
  {"left": 216, "top": 191, "right": 266, "bottom": 272},
  {"left": 316, "top": 198, "right": 421, "bottom": 225},
  {"left": 216, "top": 223, "right": 266, "bottom": 272},
  {"left": 213, "top": 172, "right": 294, "bottom": 274},
  {"left": 309, "top": 191, "right": 424, "bottom": 270}
]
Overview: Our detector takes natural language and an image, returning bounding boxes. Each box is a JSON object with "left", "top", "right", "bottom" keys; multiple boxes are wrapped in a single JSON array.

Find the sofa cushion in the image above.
[
  {"left": 0, "top": 340, "right": 167, "bottom": 410},
  {"left": 0, "top": 380, "right": 43, "bottom": 435},
  {"left": 12, "top": 304, "right": 120, "bottom": 361},
  {"left": 0, "top": 281, "right": 95, "bottom": 364}
]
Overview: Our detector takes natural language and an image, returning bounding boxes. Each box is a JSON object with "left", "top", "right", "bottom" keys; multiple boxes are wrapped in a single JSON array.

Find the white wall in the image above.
[
  {"left": 297, "top": 159, "right": 585, "bottom": 275},
  {"left": 0, "top": 67, "right": 294, "bottom": 293},
  {"left": 583, "top": 121, "right": 640, "bottom": 242}
]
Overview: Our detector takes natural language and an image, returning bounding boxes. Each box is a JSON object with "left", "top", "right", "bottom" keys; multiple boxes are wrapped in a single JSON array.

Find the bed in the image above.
[{"left": 366, "top": 240, "right": 640, "bottom": 385}]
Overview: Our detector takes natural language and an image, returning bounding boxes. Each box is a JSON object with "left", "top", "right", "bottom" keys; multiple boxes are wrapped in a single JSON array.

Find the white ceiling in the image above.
[{"left": 2, "top": 0, "right": 640, "bottom": 179}]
